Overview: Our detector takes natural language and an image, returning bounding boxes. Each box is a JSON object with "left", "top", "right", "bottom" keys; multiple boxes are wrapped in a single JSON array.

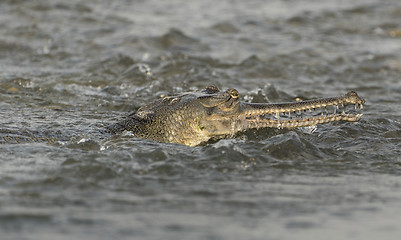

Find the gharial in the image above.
[{"left": 106, "top": 85, "right": 365, "bottom": 146}]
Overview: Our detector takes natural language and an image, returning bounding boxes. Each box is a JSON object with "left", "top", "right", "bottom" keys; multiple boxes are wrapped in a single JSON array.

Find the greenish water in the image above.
[{"left": 1, "top": 0, "right": 401, "bottom": 239}]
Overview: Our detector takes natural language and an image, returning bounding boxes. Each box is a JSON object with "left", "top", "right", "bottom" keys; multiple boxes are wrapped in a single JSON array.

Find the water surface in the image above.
[{"left": 1, "top": 0, "right": 401, "bottom": 239}]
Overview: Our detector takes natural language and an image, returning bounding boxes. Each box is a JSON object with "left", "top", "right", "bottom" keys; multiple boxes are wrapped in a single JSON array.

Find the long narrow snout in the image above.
[{"left": 238, "top": 91, "right": 365, "bottom": 129}]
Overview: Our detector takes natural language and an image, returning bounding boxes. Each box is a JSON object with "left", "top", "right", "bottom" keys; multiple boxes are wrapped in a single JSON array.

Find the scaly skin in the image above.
[{"left": 107, "top": 86, "right": 365, "bottom": 146}]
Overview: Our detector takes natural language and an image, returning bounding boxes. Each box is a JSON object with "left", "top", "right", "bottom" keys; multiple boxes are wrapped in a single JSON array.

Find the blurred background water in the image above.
[{"left": 1, "top": 0, "right": 401, "bottom": 239}]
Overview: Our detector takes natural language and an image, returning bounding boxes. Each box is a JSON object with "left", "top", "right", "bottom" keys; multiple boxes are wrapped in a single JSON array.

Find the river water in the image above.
[{"left": 1, "top": 0, "right": 401, "bottom": 239}]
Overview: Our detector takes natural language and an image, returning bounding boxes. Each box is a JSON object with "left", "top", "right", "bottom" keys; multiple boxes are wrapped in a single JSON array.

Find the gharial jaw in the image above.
[
  {"left": 239, "top": 91, "right": 365, "bottom": 130},
  {"left": 199, "top": 90, "right": 365, "bottom": 141}
]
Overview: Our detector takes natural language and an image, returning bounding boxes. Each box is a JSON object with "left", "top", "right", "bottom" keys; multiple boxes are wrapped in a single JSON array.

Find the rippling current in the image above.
[{"left": 1, "top": 0, "right": 401, "bottom": 239}]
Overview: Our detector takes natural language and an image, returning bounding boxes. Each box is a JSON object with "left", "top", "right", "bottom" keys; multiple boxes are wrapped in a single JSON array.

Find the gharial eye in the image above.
[{"left": 228, "top": 89, "right": 239, "bottom": 98}]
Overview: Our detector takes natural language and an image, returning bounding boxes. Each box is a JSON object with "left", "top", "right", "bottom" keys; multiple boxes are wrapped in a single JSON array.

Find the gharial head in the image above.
[
  {"left": 115, "top": 85, "right": 365, "bottom": 146},
  {"left": 129, "top": 85, "right": 245, "bottom": 145}
]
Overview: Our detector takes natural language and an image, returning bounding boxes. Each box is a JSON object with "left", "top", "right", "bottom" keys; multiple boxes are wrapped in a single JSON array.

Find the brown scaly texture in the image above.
[{"left": 107, "top": 86, "right": 365, "bottom": 146}]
